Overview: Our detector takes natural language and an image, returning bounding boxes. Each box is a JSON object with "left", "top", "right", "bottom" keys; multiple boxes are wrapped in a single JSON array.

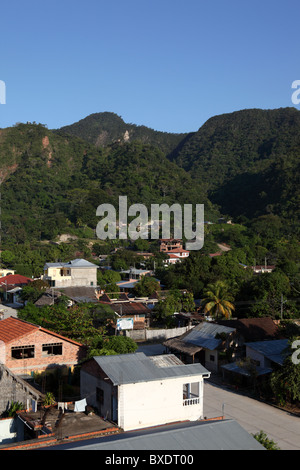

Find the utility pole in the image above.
[{"left": 280, "top": 294, "right": 287, "bottom": 320}]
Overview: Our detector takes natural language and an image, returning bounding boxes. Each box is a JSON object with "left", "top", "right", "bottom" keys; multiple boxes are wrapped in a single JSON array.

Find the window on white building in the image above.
[{"left": 183, "top": 382, "right": 200, "bottom": 404}]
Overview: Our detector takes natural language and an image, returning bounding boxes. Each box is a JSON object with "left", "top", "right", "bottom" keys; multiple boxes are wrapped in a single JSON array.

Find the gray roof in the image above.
[
  {"left": 44, "top": 258, "right": 98, "bottom": 269},
  {"left": 246, "top": 339, "right": 289, "bottom": 365},
  {"left": 49, "top": 419, "right": 265, "bottom": 450},
  {"left": 93, "top": 352, "right": 210, "bottom": 385},
  {"left": 221, "top": 362, "right": 273, "bottom": 377},
  {"left": 183, "top": 322, "right": 236, "bottom": 350}
]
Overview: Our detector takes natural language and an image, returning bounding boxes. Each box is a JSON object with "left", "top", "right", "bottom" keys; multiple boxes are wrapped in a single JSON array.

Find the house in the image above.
[
  {"left": 159, "top": 238, "right": 183, "bottom": 252},
  {"left": 80, "top": 352, "right": 210, "bottom": 431},
  {"left": 116, "top": 268, "right": 155, "bottom": 292},
  {"left": 42, "top": 258, "right": 98, "bottom": 288},
  {"left": 98, "top": 294, "right": 151, "bottom": 330},
  {"left": 0, "top": 269, "right": 15, "bottom": 277},
  {"left": 164, "top": 248, "right": 190, "bottom": 266},
  {"left": 221, "top": 339, "right": 289, "bottom": 385},
  {"left": 163, "top": 322, "right": 236, "bottom": 371},
  {"left": 245, "top": 339, "right": 289, "bottom": 368},
  {"left": 0, "top": 274, "right": 32, "bottom": 303},
  {"left": 0, "top": 317, "right": 86, "bottom": 376},
  {"left": 251, "top": 265, "right": 275, "bottom": 274},
  {"left": 217, "top": 317, "right": 280, "bottom": 348}
]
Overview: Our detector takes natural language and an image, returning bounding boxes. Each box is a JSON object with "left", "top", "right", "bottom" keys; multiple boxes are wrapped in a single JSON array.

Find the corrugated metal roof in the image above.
[
  {"left": 52, "top": 419, "right": 265, "bottom": 450},
  {"left": 93, "top": 352, "right": 210, "bottom": 385},
  {"left": 221, "top": 362, "right": 273, "bottom": 376},
  {"left": 183, "top": 322, "right": 236, "bottom": 350},
  {"left": 246, "top": 339, "right": 289, "bottom": 365},
  {"left": 44, "top": 258, "right": 97, "bottom": 269}
]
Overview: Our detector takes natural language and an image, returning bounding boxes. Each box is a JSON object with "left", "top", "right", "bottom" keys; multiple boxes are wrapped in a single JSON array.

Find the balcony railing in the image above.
[{"left": 183, "top": 397, "right": 200, "bottom": 406}]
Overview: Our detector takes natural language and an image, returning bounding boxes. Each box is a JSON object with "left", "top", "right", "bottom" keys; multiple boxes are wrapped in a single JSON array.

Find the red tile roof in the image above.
[
  {"left": 0, "top": 316, "right": 84, "bottom": 346},
  {"left": 0, "top": 317, "right": 38, "bottom": 343},
  {"left": 0, "top": 274, "right": 32, "bottom": 286}
]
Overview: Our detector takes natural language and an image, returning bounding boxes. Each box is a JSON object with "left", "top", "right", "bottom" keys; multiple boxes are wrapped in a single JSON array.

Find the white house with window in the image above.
[
  {"left": 80, "top": 352, "right": 210, "bottom": 431},
  {"left": 42, "top": 258, "right": 98, "bottom": 288}
]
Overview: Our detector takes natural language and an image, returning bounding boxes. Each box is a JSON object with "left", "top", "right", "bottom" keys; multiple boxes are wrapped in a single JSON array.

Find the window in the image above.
[
  {"left": 42, "top": 343, "right": 63, "bottom": 357},
  {"left": 96, "top": 387, "right": 104, "bottom": 405},
  {"left": 210, "top": 355, "right": 215, "bottom": 362},
  {"left": 11, "top": 345, "right": 35, "bottom": 360},
  {"left": 183, "top": 382, "right": 200, "bottom": 406}
]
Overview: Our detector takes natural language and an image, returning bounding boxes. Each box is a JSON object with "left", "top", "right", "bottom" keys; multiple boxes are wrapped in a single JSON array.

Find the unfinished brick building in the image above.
[{"left": 0, "top": 317, "right": 86, "bottom": 376}]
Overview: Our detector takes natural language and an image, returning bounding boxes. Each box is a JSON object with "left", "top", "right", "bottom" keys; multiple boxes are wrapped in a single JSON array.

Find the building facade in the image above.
[
  {"left": 42, "top": 258, "right": 98, "bottom": 288},
  {"left": 80, "top": 352, "right": 210, "bottom": 431},
  {"left": 0, "top": 317, "right": 86, "bottom": 375}
]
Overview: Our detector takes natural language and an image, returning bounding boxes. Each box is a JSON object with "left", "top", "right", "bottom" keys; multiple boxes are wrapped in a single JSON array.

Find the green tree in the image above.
[
  {"left": 252, "top": 431, "right": 280, "bottom": 450},
  {"left": 132, "top": 276, "right": 160, "bottom": 297},
  {"left": 201, "top": 280, "right": 235, "bottom": 319},
  {"left": 270, "top": 339, "right": 300, "bottom": 406}
]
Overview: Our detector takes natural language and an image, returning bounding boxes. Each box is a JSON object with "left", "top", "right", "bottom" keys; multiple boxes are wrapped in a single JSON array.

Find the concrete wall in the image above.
[
  {"left": 0, "top": 417, "right": 24, "bottom": 444},
  {"left": 0, "top": 365, "right": 39, "bottom": 415},
  {"left": 80, "top": 361, "right": 205, "bottom": 432},
  {"left": 45, "top": 267, "right": 97, "bottom": 287},
  {"left": 118, "top": 376, "right": 204, "bottom": 431},
  {"left": 125, "top": 326, "right": 192, "bottom": 342}
]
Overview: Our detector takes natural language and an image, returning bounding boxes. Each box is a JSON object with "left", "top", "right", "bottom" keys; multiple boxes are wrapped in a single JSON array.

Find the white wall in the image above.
[
  {"left": 0, "top": 417, "right": 23, "bottom": 444},
  {"left": 118, "top": 375, "right": 204, "bottom": 431}
]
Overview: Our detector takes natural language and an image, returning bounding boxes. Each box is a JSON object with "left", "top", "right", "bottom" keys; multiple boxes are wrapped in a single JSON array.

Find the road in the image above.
[{"left": 203, "top": 381, "right": 300, "bottom": 450}]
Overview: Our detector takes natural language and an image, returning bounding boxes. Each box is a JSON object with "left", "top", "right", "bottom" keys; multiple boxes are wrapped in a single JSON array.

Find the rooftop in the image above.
[
  {"left": 44, "top": 258, "right": 98, "bottom": 269},
  {"left": 0, "top": 316, "right": 84, "bottom": 347},
  {"left": 246, "top": 339, "right": 289, "bottom": 365},
  {"left": 39, "top": 418, "right": 265, "bottom": 450},
  {"left": 92, "top": 352, "right": 210, "bottom": 385}
]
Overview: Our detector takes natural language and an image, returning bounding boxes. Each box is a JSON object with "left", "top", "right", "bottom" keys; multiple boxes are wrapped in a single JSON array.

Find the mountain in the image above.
[
  {"left": 1, "top": 107, "right": 299, "bottom": 248},
  {"left": 56, "top": 112, "right": 188, "bottom": 156},
  {"left": 168, "top": 107, "right": 300, "bottom": 226},
  {"left": 0, "top": 123, "right": 217, "bottom": 245}
]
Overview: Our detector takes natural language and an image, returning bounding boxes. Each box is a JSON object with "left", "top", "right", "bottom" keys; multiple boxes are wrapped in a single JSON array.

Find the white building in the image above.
[
  {"left": 42, "top": 258, "right": 98, "bottom": 288},
  {"left": 80, "top": 352, "right": 210, "bottom": 431},
  {"left": 164, "top": 248, "right": 190, "bottom": 266}
]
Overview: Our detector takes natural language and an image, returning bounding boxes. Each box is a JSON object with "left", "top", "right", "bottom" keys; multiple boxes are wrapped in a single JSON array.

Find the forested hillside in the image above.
[
  {"left": 0, "top": 107, "right": 299, "bottom": 279},
  {"left": 0, "top": 122, "right": 217, "bottom": 247},
  {"left": 56, "top": 112, "right": 188, "bottom": 155},
  {"left": 168, "top": 107, "right": 300, "bottom": 229}
]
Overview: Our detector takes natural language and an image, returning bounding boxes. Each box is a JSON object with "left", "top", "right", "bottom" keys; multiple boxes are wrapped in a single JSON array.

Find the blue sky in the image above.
[{"left": 0, "top": 0, "right": 299, "bottom": 133}]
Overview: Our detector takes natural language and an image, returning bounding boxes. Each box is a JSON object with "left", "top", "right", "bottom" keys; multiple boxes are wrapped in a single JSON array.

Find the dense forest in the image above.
[{"left": 0, "top": 107, "right": 299, "bottom": 319}]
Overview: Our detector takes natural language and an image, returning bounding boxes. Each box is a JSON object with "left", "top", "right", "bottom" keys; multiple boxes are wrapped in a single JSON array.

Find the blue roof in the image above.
[
  {"left": 245, "top": 339, "right": 289, "bottom": 365},
  {"left": 183, "top": 322, "right": 236, "bottom": 350}
]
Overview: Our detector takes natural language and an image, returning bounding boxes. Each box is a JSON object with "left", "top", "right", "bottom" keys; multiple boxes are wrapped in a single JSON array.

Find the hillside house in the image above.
[
  {"left": 80, "top": 352, "right": 210, "bottom": 431},
  {"left": 251, "top": 265, "right": 275, "bottom": 274},
  {"left": 164, "top": 248, "right": 190, "bottom": 265},
  {"left": 42, "top": 258, "right": 98, "bottom": 288},
  {"left": 159, "top": 238, "right": 183, "bottom": 252},
  {"left": 0, "top": 317, "right": 86, "bottom": 376},
  {"left": 0, "top": 269, "right": 15, "bottom": 277}
]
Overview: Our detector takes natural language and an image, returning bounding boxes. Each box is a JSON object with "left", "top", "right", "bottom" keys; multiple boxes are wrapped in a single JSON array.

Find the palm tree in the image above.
[{"left": 201, "top": 280, "right": 235, "bottom": 320}]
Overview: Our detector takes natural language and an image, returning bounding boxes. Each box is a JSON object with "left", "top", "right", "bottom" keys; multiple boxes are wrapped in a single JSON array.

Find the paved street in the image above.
[{"left": 203, "top": 381, "right": 300, "bottom": 450}]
